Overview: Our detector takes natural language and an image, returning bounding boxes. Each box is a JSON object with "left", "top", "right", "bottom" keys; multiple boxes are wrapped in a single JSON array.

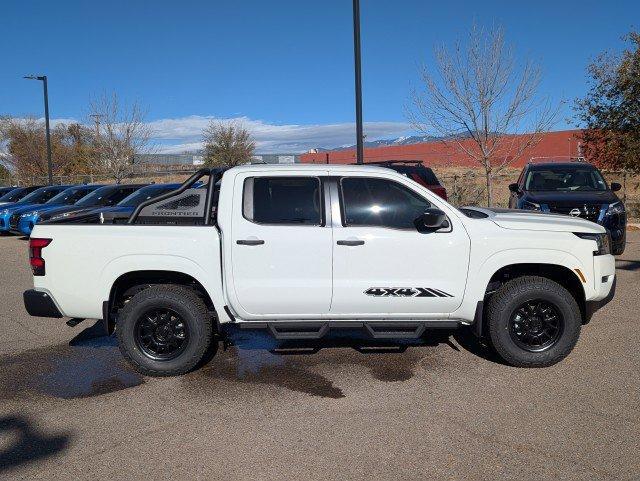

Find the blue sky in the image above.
[{"left": 1, "top": 0, "right": 637, "bottom": 153}]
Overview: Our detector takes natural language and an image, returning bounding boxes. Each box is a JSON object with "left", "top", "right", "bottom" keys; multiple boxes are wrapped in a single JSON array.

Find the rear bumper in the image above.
[{"left": 23, "top": 289, "right": 63, "bottom": 318}]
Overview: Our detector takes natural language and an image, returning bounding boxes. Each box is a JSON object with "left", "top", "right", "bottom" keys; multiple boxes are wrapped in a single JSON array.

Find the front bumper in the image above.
[
  {"left": 585, "top": 277, "right": 616, "bottom": 323},
  {"left": 0, "top": 213, "right": 11, "bottom": 232},
  {"left": 23, "top": 289, "right": 63, "bottom": 318},
  {"left": 16, "top": 215, "right": 37, "bottom": 236}
]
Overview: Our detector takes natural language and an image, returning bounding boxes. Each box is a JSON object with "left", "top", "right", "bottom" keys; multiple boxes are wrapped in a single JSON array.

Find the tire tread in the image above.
[
  {"left": 486, "top": 276, "right": 581, "bottom": 367},
  {"left": 116, "top": 284, "right": 213, "bottom": 376}
]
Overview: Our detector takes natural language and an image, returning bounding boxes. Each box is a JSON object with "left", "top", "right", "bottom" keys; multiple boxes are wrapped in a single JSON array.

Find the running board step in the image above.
[{"left": 238, "top": 320, "right": 459, "bottom": 340}]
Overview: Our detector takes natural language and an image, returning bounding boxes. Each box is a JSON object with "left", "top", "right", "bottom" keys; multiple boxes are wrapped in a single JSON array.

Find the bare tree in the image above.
[
  {"left": 202, "top": 121, "right": 255, "bottom": 167},
  {"left": 0, "top": 116, "right": 93, "bottom": 180},
  {"left": 89, "top": 93, "right": 151, "bottom": 183},
  {"left": 408, "top": 25, "right": 560, "bottom": 206}
]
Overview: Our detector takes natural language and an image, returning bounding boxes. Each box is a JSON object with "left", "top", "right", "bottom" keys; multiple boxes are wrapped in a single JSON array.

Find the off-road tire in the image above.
[
  {"left": 486, "top": 276, "right": 581, "bottom": 367},
  {"left": 116, "top": 284, "right": 215, "bottom": 376}
]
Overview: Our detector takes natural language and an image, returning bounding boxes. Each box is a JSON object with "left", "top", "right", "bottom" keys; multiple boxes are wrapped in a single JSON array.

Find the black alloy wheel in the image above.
[
  {"left": 508, "top": 299, "right": 564, "bottom": 352},
  {"left": 135, "top": 308, "right": 189, "bottom": 360}
]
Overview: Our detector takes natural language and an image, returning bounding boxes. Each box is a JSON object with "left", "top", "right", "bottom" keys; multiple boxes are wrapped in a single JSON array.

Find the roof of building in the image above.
[{"left": 228, "top": 163, "right": 396, "bottom": 175}]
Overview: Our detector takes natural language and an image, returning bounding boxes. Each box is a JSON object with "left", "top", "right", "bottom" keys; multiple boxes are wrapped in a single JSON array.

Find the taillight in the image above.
[
  {"left": 434, "top": 186, "right": 448, "bottom": 201},
  {"left": 409, "top": 173, "right": 429, "bottom": 188},
  {"left": 29, "top": 238, "right": 51, "bottom": 276}
]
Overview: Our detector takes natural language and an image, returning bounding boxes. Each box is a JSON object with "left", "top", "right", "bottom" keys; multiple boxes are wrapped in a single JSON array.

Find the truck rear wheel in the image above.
[
  {"left": 486, "top": 276, "right": 581, "bottom": 367},
  {"left": 116, "top": 285, "right": 215, "bottom": 376}
]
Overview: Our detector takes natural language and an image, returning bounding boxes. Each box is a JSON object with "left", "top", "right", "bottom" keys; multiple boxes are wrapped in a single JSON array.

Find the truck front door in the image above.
[
  {"left": 228, "top": 171, "right": 332, "bottom": 318},
  {"left": 329, "top": 175, "right": 470, "bottom": 317}
]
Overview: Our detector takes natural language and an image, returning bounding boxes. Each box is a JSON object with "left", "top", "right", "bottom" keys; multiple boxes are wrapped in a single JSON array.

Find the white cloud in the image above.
[
  {"left": 147, "top": 116, "right": 411, "bottom": 154},
  {"left": 9, "top": 115, "right": 411, "bottom": 154}
]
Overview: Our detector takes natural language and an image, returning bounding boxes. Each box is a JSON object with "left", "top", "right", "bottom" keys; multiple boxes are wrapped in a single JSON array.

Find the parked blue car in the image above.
[
  {"left": 0, "top": 187, "right": 18, "bottom": 198},
  {"left": 96, "top": 183, "right": 183, "bottom": 219},
  {"left": 35, "top": 184, "right": 148, "bottom": 224},
  {"left": 0, "top": 185, "right": 72, "bottom": 234},
  {"left": 54, "top": 183, "right": 183, "bottom": 224},
  {"left": 0, "top": 186, "right": 44, "bottom": 207},
  {"left": 14, "top": 184, "right": 105, "bottom": 236}
]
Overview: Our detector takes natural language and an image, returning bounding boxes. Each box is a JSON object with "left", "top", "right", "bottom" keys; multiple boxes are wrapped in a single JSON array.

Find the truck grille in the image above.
[
  {"left": 548, "top": 203, "right": 602, "bottom": 223},
  {"left": 9, "top": 214, "right": 21, "bottom": 229}
]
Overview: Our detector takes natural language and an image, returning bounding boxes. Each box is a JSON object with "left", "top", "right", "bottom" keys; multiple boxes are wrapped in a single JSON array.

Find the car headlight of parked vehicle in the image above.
[
  {"left": 23, "top": 211, "right": 40, "bottom": 218},
  {"left": 521, "top": 201, "right": 541, "bottom": 211},
  {"left": 605, "top": 201, "right": 624, "bottom": 216},
  {"left": 574, "top": 232, "right": 611, "bottom": 255}
]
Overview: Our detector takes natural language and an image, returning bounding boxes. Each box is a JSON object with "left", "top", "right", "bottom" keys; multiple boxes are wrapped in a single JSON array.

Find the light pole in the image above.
[
  {"left": 353, "top": 0, "right": 364, "bottom": 164},
  {"left": 24, "top": 75, "right": 53, "bottom": 184}
]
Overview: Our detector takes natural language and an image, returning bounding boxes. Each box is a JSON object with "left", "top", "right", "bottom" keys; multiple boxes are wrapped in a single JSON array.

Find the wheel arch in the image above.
[
  {"left": 106, "top": 270, "right": 218, "bottom": 334},
  {"left": 486, "top": 263, "right": 587, "bottom": 322}
]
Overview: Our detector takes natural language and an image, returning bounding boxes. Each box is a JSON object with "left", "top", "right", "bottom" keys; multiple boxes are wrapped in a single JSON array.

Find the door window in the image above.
[
  {"left": 243, "top": 177, "right": 323, "bottom": 225},
  {"left": 340, "top": 177, "right": 431, "bottom": 229}
]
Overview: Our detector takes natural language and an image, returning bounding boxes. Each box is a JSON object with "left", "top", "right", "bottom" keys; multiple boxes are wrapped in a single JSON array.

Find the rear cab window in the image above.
[{"left": 243, "top": 177, "right": 323, "bottom": 225}]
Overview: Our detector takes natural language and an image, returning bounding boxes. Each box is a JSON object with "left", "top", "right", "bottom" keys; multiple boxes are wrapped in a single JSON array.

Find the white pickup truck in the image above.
[{"left": 23, "top": 165, "right": 616, "bottom": 376}]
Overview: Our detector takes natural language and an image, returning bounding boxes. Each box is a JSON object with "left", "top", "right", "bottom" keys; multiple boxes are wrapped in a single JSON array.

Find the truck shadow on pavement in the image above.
[
  {"left": 0, "top": 321, "right": 496, "bottom": 401},
  {"left": 0, "top": 321, "right": 144, "bottom": 401},
  {"left": 189, "top": 326, "right": 499, "bottom": 399},
  {"left": 0, "top": 415, "right": 71, "bottom": 474},
  {"left": 615, "top": 259, "right": 640, "bottom": 271}
]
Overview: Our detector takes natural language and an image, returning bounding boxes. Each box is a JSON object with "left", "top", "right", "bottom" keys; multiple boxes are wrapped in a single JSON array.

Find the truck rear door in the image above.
[{"left": 227, "top": 170, "right": 332, "bottom": 318}]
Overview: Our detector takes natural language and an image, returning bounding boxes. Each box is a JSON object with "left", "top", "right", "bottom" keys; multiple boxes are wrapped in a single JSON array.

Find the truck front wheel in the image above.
[
  {"left": 486, "top": 276, "right": 581, "bottom": 367},
  {"left": 116, "top": 285, "right": 215, "bottom": 376}
]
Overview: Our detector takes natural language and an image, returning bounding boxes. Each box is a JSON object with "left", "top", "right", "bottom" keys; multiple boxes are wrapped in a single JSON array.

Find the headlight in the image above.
[
  {"left": 1, "top": 209, "right": 9, "bottom": 215},
  {"left": 606, "top": 202, "right": 624, "bottom": 216},
  {"left": 22, "top": 211, "right": 39, "bottom": 217},
  {"left": 521, "top": 201, "right": 541, "bottom": 211},
  {"left": 49, "top": 211, "right": 75, "bottom": 221},
  {"left": 574, "top": 232, "right": 611, "bottom": 255}
]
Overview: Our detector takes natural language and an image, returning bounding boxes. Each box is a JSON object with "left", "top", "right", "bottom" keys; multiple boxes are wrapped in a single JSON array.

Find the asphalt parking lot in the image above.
[{"left": 0, "top": 233, "right": 638, "bottom": 480}]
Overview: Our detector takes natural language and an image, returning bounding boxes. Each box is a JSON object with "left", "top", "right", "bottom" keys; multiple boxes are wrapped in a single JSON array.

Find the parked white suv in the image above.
[{"left": 23, "top": 165, "right": 616, "bottom": 376}]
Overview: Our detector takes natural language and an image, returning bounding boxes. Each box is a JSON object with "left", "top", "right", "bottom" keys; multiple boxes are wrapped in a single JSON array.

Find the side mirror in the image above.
[
  {"left": 508, "top": 183, "right": 520, "bottom": 193},
  {"left": 611, "top": 182, "right": 622, "bottom": 192},
  {"left": 415, "top": 208, "right": 449, "bottom": 232}
]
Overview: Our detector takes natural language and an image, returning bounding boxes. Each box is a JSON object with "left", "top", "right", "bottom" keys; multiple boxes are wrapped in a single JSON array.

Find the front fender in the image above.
[{"left": 452, "top": 248, "right": 590, "bottom": 321}]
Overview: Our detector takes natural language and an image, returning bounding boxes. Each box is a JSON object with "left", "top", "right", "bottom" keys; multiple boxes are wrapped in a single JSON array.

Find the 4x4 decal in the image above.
[{"left": 364, "top": 287, "right": 453, "bottom": 298}]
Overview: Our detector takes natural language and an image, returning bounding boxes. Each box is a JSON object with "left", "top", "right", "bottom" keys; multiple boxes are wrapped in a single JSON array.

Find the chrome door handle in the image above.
[
  {"left": 337, "top": 240, "right": 365, "bottom": 246},
  {"left": 236, "top": 239, "right": 265, "bottom": 246}
]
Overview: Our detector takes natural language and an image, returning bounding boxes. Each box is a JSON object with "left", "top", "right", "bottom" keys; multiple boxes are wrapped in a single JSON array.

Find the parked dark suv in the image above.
[
  {"left": 357, "top": 160, "right": 448, "bottom": 200},
  {"left": 509, "top": 160, "right": 626, "bottom": 254}
]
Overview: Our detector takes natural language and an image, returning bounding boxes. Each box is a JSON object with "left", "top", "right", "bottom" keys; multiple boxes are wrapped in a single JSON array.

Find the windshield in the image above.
[
  {"left": 46, "top": 186, "right": 97, "bottom": 205},
  {"left": 74, "top": 186, "right": 120, "bottom": 207},
  {"left": 18, "top": 186, "right": 66, "bottom": 204},
  {"left": 117, "top": 185, "right": 179, "bottom": 207},
  {"left": 525, "top": 167, "right": 608, "bottom": 192},
  {"left": 0, "top": 188, "right": 27, "bottom": 203}
]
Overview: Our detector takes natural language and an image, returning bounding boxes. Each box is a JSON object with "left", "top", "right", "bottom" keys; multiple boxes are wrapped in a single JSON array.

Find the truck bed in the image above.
[{"left": 31, "top": 224, "right": 223, "bottom": 319}]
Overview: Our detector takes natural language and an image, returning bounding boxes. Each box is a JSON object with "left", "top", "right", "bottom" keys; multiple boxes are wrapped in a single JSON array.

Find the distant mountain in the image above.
[{"left": 312, "top": 134, "right": 468, "bottom": 152}]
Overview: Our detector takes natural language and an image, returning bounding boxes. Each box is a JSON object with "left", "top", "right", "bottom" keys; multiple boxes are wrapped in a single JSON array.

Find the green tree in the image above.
[
  {"left": 202, "top": 121, "right": 255, "bottom": 167},
  {"left": 575, "top": 31, "right": 640, "bottom": 172}
]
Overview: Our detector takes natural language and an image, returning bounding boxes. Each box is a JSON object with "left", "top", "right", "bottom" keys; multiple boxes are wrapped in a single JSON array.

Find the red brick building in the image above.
[{"left": 300, "top": 129, "right": 583, "bottom": 167}]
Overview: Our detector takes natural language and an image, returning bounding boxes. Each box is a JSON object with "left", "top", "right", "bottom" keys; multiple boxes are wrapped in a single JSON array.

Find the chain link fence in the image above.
[
  {"left": 3, "top": 165, "right": 639, "bottom": 219},
  {"left": 438, "top": 169, "right": 640, "bottom": 218}
]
